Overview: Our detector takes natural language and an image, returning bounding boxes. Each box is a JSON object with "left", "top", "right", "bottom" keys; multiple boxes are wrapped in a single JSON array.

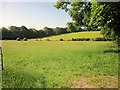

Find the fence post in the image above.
[{"left": 0, "top": 47, "right": 3, "bottom": 70}]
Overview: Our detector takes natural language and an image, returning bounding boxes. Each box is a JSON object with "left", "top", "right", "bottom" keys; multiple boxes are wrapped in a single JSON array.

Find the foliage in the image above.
[
  {"left": 59, "top": 38, "right": 64, "bottom": 41},
  {"left": 54, "top": 1, "right": 120, "bottom": 44},
  {"left": 23, "top": 37, "right": 27, "bottom": 41},
  {"left": 71, "top": 38, "right": 90, "bottom": 41},
  {"left": 46, "top": 39, "right": 50, "bottom": 41},
  {"left": 89, "top": 2, "right": 120, "bottom": 41},
  {"left": 0, "top": 26, "right": 68, "bottom": 40},
  {"left": 54, "top": 1, "right": 91, "bottom": 32},
  {"left": 54, "top": 27, "right": 67, "bottom": 35},
  {"left": 16, "top": 37, "right": 20, "bottom": 41},
  {"left": 66, "top": 22, "right": 76, "bottom": 32},
  {"left": 43, "top": 27, "right": 56, "bottom": 36}
]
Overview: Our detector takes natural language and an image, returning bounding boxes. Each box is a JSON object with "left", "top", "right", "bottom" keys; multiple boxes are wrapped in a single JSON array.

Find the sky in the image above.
[{"left": 0, "top": 1, "right": 71, "bottom": 30}]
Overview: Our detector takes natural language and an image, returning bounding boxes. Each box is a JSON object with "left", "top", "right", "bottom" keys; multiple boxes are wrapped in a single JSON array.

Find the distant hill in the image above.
[{"left": 40, "top": 31, "right": 103, "bottom": 41}]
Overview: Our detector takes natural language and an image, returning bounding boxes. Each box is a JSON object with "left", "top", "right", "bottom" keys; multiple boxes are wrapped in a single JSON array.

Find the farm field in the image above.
[
  {"left": 37, "top": 31, "right": 102, "bottom": 41},
  {"left": 2, "top": 40, "right": 119, "bottom": 88}
]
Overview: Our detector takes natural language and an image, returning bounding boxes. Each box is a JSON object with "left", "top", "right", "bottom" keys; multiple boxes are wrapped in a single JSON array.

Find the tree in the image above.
[
  {"left": 1, "top": 27, "right": 10, "bottom": 39},
  {"left": 54, "top": 27, "right": 67, "bottom": 35},
  {"left": 19, "top": 26, "right": 30, "bottom": 38},
  {"left": 9, "top": 26, "right": 20, "bottom": 39},
  {"left": 100, "top": 2, "right": 120, "bottom": 41},
  {"left": 54, "top": 0, "right": 91, "bottom": 31},
  {"left": 55, "top": 1, "right": 120, "bottom": 45},
  {"left": 38, "top": 30, "right": 47, "bottom": 37},
  {"left": 88, "top": 2, "right": 120, "bottom": 44},
  {"left": 43, "top": 27, "right": 56, "bottom": 36},
  {"left": 66, "top": 22, "right": 76, "bottom": 32}
]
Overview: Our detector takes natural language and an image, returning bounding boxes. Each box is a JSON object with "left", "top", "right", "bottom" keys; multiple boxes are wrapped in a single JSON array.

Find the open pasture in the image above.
[{"left": 2, "top": 41, "right": 118, "bottom": 88}]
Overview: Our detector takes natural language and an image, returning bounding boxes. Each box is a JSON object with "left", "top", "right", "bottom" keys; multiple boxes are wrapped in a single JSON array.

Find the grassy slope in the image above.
[
  {"left": 2, "top": 41, "right": 118, "bottom": 88},
  {"left": 39, "top": 31, "right": 103, "bottom": 41}
]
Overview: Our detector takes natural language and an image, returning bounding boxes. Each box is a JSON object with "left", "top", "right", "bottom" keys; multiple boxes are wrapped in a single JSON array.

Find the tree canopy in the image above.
[
  {"left": 0, "top": 26, "right": 67, "bottom": 40},
  {"left": 54, "top": 0, "right": 120, "bottom": 45}
]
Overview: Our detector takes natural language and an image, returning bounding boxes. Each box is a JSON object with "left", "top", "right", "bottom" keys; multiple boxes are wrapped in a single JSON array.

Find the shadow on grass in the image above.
[
  {"left": 103, "top": 49, "right": 120, "bottom": 53},
  {"left": 2, "top": 68, "right": 47, "bottom": 88}
]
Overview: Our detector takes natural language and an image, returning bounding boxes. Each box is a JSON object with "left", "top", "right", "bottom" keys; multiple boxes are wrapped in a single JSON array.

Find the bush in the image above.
[
  {"left": 59, "top": 38, "right": 64, "bottom": 41},
  {"left": 16, "top": 37, "right": 20, "bottom": 41},
  {"left": 46, "top": 39, "right": 50, "bottom": 41},
  {"left": 71, "top": 38, "right": 90, "bottom": 41},
  {"left": 106, "top": 38, "right": 113, "bottom": 41},
  {"left": 23, "top": 37, "right": 27, "bottom": 41},
  {"left": 67, "top": 39, "right": 71, "bottom": 41},
  {"left": 72, "top": 38, "right": 75, "bottom": 41},
  {"left": 91, "top": 37, "right": 109, "bottom": 41},
  {"left": 36, "top": 39, "right": 39, "bottom": 41},
  {"left": 84, "top": 38, "right": 90, "bottom": 41},
  {"left": 39, "top": 39, "right": 42, "bottom": 41}
]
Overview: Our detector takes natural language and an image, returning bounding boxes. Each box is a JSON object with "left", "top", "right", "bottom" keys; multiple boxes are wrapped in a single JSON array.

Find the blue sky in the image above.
[{"left": 0, "top": 1, "right": 71, "bottom": 30}]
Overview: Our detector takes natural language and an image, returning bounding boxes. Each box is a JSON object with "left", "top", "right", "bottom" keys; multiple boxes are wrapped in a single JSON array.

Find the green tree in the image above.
[
  {"left": 66, "top": 22, "right": 76, "bottom": 32},
  {"left": 54, "top": 27, "right": 67, "bottom": 34},
  {"left": 89, "top": 2, "right": 120, "bottom": 44},
  {"left": 19, "top": 26, "right": 30, "bottom": 38},
  {"left": 55, "top": 1, "right": 120, "bottom": 45},
  {"left": 1, "top": 27, "right": 10, "bottom": 39},
  {"left": 43, "top": 27, "right": 56, "bottom": 36},
  {"left": 54, "top": 0, "right": 91, "bottom": 31},
  {"left": 9, "top": 26, "right": 20, "bottom": 39}
]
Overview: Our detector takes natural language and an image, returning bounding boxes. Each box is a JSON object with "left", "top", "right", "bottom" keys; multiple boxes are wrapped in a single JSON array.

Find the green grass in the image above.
[
  {"left": 38, "top": 31, "right": 102, "bottom": 41},
  {"left": 2, "top": 41, "right": 119, "bottom": 88}
]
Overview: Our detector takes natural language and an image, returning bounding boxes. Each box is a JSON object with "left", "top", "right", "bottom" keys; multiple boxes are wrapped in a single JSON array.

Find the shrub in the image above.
[
  {"left": 39, "top": 39, "right": 42, "bottom": 41},
  {"left": 67, "top": 39, "right": 71, "bottom": 41},
  {"left": 36, "top": 39, "right": 39, "bottom": 41},
  {"left": 91, "top": 37, "right": 108, "bottom": 41},
  {"left": 91, "top": 38, "right": 101, "bottom": 41},
  {"left": 84, "top": 38, "right": 90, "bottom": 41},
  {"left": 106, "top": 38, "right": 113, "bottom": 41},
  {"left": 46, "top": 39, "right": 50, "bottom": 41},
  {"left": 23, "top": 37, "right": 27, "bottom": 41},
  {"left": 71, "top": 38, "right": 90, "bottom": 41},
  {"left": 16, "top": 37, "right": 20, "bottom": 41},
  {"left": 72, "top": 38, "right": 75, "bottom": 41},
  {"left": 59, "top": 38, "right": 64, "bottom": 41}
]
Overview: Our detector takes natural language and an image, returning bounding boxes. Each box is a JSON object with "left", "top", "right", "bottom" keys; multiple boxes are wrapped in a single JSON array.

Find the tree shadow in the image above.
[
  {"left": 2, "top": 68, "right": 47, "bottom": 88},
  {"left": 103, "top": 49, "right": 120, "bottom": 53}
]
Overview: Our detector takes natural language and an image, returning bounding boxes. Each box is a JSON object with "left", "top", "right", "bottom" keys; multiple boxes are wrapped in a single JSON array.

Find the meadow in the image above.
[
  {"left": 2, "top": 40, "right": 119, "bottom": 88},
  {"left": 39, "top": 31, "right": 102, "bottom": 41}
]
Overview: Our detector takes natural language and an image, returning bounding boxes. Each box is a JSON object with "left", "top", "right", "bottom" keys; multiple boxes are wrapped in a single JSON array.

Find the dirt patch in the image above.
[
  {"left": 71, "top": 76, "right": 96, "bottom": 88},
  {"left": 89, "top": 76, "right": 118, "bottom": 88},
  {"left": 71, "top": 76, "right": 118, "bottom": 88}
]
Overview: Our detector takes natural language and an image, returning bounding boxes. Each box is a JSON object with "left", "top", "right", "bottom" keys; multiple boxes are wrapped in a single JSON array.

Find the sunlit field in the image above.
[
  {"left": 2, "top": 41, "right": 118, "bottom": 88},
  {"left": 38, "top": 31, "right": 102, "bottom": 41}
]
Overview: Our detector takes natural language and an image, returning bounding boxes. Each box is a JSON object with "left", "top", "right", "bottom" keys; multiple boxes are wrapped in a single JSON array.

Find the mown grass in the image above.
[
  {"left": 2, "top": 41, "right": 119, "bottom": 88},
  {"left": 39, "top": 31, "right": 102, "bottom": 41}
]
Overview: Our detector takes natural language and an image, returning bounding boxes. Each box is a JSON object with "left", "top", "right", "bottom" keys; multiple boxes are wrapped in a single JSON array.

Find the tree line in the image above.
[
  {"left": 0, "top": 26, "right": 68, "bottom": 40},
  {"left": 0, "top": 25, "right": 100, "bottom": 40}
]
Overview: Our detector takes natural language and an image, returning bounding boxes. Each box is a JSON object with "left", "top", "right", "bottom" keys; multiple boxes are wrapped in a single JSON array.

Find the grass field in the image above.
[
  {"left": 2, "top": 41, "right": 119, "bottom": 88},
  {"left": 37, "top": 31, "right": 103, "bottom": 41}
]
